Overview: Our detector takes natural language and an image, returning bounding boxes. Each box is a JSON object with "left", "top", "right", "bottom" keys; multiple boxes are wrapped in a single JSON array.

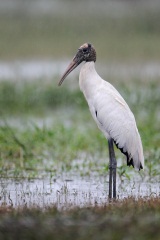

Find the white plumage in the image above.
[{"left": 79, "top": 61, "right": 144, "bottom": 170}]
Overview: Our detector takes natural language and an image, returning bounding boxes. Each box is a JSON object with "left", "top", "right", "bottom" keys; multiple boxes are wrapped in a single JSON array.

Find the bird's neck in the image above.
[
  {"left": 80, "top": 61, "right": 96, "bottom": 78},
  {"left": 79, "top": 61, "right": 101, "bottom": 98}
]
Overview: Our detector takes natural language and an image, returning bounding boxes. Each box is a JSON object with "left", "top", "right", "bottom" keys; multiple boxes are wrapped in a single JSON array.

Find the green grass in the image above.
[
  {"left": 0, "top": 79, "right": 159, "bottom": 179},
  {"left": 0, "top": 80, "right": 86, "bottom": 116},
  {"left": 0, "top": 197, "right": 160, "bottom": 240}
]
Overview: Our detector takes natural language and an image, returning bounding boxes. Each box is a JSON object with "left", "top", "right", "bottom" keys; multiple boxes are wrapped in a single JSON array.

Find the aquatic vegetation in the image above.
[{"left": 0, "top": 79, "right": 159, "bottom": 181}]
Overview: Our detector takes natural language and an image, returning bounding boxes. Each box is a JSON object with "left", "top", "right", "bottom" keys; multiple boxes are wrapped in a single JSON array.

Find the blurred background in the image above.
[
  {"left": 0, "top": 0, "right": 160, "bottom": 110},
  {"left": 1, "top": 0, "right": 160, "bottom": 71},
  {"left": 0, "top": 0, "right": 160, "bottom": 179}
]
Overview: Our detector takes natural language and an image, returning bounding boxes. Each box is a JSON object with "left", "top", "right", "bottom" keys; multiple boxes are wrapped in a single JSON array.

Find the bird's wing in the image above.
[{"left": 89, "top": 82, "right": 144, "bottom": 170}]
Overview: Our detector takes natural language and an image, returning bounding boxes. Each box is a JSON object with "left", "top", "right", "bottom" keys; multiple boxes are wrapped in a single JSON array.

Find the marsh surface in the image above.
[{"left": 0, "top": 176, "right": 159, "bottom": 209}]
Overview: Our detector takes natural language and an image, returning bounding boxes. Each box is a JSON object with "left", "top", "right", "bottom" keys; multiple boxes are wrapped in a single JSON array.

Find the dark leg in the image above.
[
  {"left": 112, "top": 151, "right": 117, "bottom": 199},
  {"left": 108, "top": 138, "right": 117, "bottom": 199},
  {"left": 108, "top": 139, "right": 113, "bottom": 199}
]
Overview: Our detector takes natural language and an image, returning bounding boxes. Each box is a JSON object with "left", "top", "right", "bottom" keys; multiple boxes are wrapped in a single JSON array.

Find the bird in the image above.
[{"left": 58, "top": 43, "right": 144, "bottom": 199}]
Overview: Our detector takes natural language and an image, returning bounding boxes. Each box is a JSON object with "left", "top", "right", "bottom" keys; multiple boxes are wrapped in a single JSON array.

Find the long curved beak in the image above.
[{"left": 58, "top": 56, "right": 80, "bottom": 86}]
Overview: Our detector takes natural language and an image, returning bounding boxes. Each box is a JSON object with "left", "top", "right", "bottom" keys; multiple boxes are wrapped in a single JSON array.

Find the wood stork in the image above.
[{"left": 58, "top": 43, "right": 144, "bottom": 199}]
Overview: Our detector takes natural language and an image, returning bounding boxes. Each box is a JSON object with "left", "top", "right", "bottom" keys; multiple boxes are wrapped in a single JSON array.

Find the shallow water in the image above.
[
  {"left": 1, "top": 60, "right": 160, "bottom": 81},
  {"left": 0, "top": 176, "right": 159, "bottom": 209}
]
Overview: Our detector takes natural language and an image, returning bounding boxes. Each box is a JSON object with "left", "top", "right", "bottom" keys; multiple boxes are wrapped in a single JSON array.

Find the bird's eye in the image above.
[{"left": 83, "top": 48, "right": 88, "bottom": 53}]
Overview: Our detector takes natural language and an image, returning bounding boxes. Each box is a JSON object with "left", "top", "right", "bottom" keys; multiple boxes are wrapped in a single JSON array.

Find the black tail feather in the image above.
[
  {"left": 113, "top": 139, "right": 134, "bottom": 168},
  {"left": 113, "top": 139, "right": 143, "bottom": 170}
]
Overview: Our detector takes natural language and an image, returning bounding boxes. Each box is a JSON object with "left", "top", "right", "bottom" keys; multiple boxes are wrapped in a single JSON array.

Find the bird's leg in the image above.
[
  {"left": 108, "top": 160, "right": 112, "bottom": 199},
  {"left": 108, "top": 138, "right": 117, "bottom": 199},
  {"left": 108, "top": 138, "right": 113, "bottom": 199},
  {"left": 112, "top": 146, "right": 117, "bottom": 199}
]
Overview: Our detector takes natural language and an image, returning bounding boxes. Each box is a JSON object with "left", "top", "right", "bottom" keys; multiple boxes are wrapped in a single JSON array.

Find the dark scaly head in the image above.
[{"left": 58, "top": 43, "right": 96, "bottom": 86}]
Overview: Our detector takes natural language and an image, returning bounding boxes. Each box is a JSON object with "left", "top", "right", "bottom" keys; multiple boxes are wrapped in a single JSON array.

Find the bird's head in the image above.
[{"left": 58, "top": 43, "right": 96, "bottom": 86}]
